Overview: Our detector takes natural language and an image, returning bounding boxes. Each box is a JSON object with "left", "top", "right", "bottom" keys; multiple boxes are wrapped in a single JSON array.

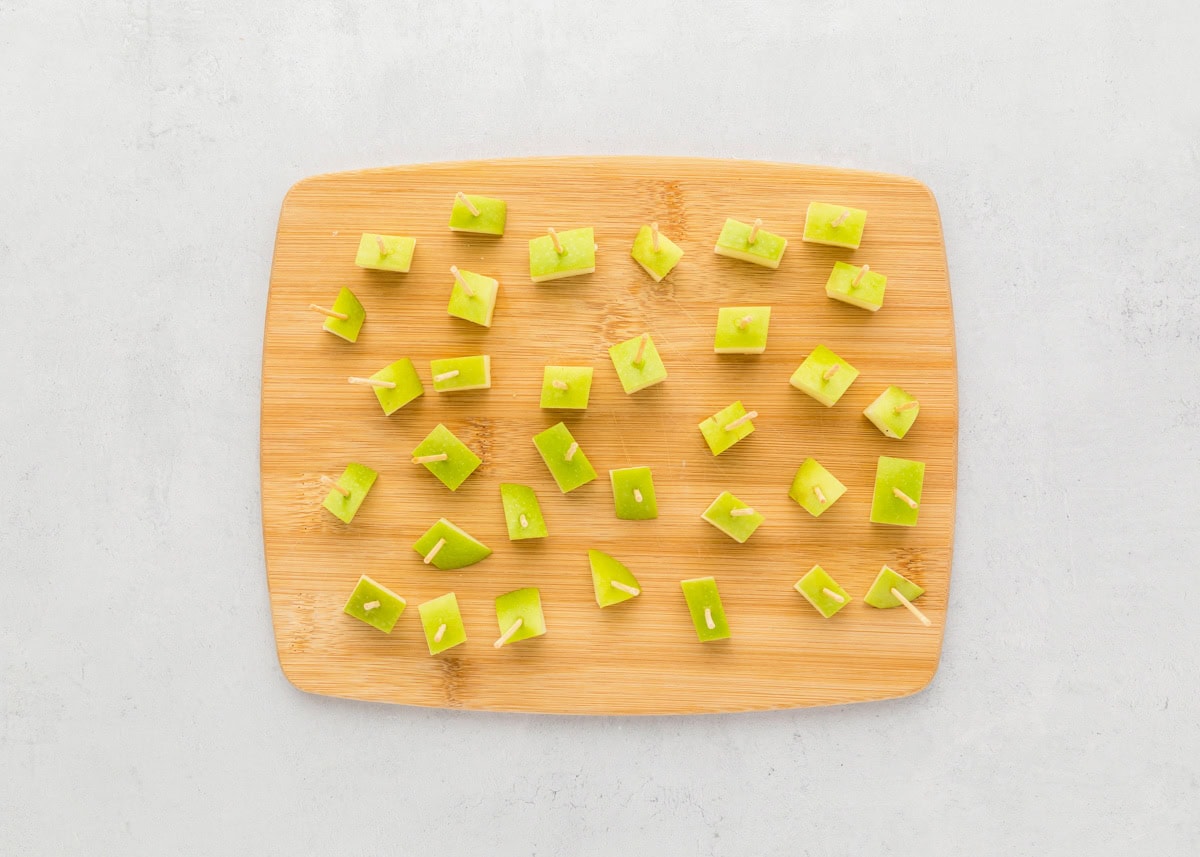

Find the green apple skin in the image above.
[
  {"left": 532, "top": 422, "right": 597, "bottom": 493},
  {"left": 588, "top": 550, "right": 642, "bottom": 607},
  {"left": 430, "top": 355, "right": 491, "bottom": 392},
  {"left": 343, "top": 575, "right": 407, "bottom": 632},
  {"left": 788, "top": 458, "right": 847, "bottom": 517},
  {"left": 418, "top": 592, "right": 467, "bottom": 654},
  {"left": 864, "top": 386, "right": 919, "bottom": 439},
  {"left": 698, "top": 400, "right": 755, "bottom": 456},
  {"left": 608, "top": 333, "right": 667, "bottom": 394},
  {"left": 789, "top": 345, "right": 859, "bottom": 407},
  {"left": 802, "top": 202, "right": 867, "bottom": 249},
  {"left": 825, "top": 261, "right": 886, "bottom": 312},
  {"left": 609, "top": 467, "right": 658, "bottom": 520},
  {"left": 323, "top": 287, "right": 366, "bottom": 343},
  {"left": 700, "top": 491, "right": 764, "bottom": 543},
  {"left": 869, "top": 456, "right": 926, "bottom": 526},
  {"left": 355, "top": 233, "right": 416, "bottom": 272},
  {"left": 448, "top": 195, "right": 507, "bottom": 235},
  {"left": 539, "top": 366, "right": 594, "bottom": 410},
  {"left": 447, "top": 269, "right": 500, "bottom": 328},
  {"left": 630, "top": 224, "right": 683, "bottom": 281},
  {"left": 494, "top": 588, "right": 547, "bottom": 645},
  {"left": 529, "top": 227, "right": 595, "bottom": 282},
  {"left": 794, "top": 566, "right": 850, "bottom": 619},
  {"left": 412, "top": 518, "right": 492, "bottom": 569},
  {"left": 714, "top": 306, "right": 771, "bottom": 354},
  {"left": 500, "top": 483, "right": 548, "bottom": 540},
  {"left": 412, "top": 423, "right": 482, "bottom": 491},
  {"left": 713, "top": 218, "right": 787, "bottom": 268},
  {"left": 864, "top": 565, "right": 924, "bottom": 608},
  {"left": 321, "top": 462, "right": 378, "bottom": 523},
  {"left": 680, "top": 577, "right": 731, "bottom": 641},
  {"left": 369, "top": 359, "right": 424, "bottom": 415}
]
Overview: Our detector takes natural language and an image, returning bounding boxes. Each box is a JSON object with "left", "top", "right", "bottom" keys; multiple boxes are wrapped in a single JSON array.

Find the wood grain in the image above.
[{"left": 261, "top": 157, "right": 957, "bottom": 714}]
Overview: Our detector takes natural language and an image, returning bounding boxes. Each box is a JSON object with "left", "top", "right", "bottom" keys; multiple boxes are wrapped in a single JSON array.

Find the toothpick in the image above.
[
  {"left": 730, "top": 507, "right": 756, "bottom": 517},
  {"left": 892, "top": 487, "right": 919, "bottom": 509},
  {"left": 548, "top": 227, "right": 564, "bottom": 254},
  {"left": 434, "top": 623, "right": 447, "bottom": 643},
  {"left": 633, "top": 333, "right": 649, "bottom": 367},
  {"left": 551, "top": 379, "right": 569, "bottom": 391},
  {"left": 736, "top": 314, "right": 755, "bottom": 329},
  {"left": 822, "top": 588, "right": 845, "bottom": 604},
  {"left": 830, "top": 209, "right": 850, "bottom": 227},
  {"left": 413, "top": 453, "right": 449, "bottom": 465},
  {"left": 309, "top": 303, "right": 348, "bottom": 321},
  {"left": 892, "top": 587, "right": 931, "bottom": 626},
  {"left": 494, "top": 618, "right": 523, "bottom": 648},
  {"left": 450, "top": 265, "right": 475, "bottom": 297},
  {"left": 423, "top": 537, "right": 446, "bottom": 565},
  {"left": 320, "top": 475, "right": 349, "bottom": 497},
  {"left": 894, "top": 400, "right": 920, "bottom": 413},
  {"left": 723, "top": 410, "right": 758, "bottom": 432},
  {"left": 376, "top": 235, "right": 390, "bottom": 256},
  {"left": 611, "top": 580, "right": 640, "bottom": 596},
  {"left": 433, "top": 369, "right": 460, "bottom": 383},
  {"left": 704, "top": 607, "right": 716, "bottom": 630},
  {"left": 519, "top": 513, "right": 529, "bottom": 528},
  {"left": 455, "top": 191, "right": 480, "bottom": 217},
  {"left": 748, "top": 218, "right": 763, "bottom": 244},
  {"left": 650, "top": 221, "right": 660, "bottom": 252},
  {"left": 564, "top": 441, "right": 579, "bottom": 462},
  {"left": 822, "top": 364, "right": 840, "bottom": 381},
  {"left": 363, "top": 600, "right": 381, "bottom": 611},
  {"left": 348, "top": 376, "right": 396, "bottom": 389},
  {"left": 852, "top": 263, "right": 870, "bottom": 286},
  {"left": 813, "top": 485, "right": 827, "bottom": 505},
  {"left": 633, "top": 488, "right": 644, "bottom": 503}
]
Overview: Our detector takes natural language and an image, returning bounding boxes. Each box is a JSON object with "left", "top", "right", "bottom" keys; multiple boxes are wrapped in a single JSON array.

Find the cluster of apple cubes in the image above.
[{"left": 315, "top": 193, "right": 933, "bottom": 652}]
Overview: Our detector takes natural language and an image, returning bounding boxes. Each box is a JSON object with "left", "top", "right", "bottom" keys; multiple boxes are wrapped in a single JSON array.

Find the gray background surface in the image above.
[{"left": 2, "top": 1, "right": 1198, "bottom": 854}]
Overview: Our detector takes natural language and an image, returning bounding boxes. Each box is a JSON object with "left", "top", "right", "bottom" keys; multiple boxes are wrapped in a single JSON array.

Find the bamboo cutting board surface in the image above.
[{"left": 261, "top": 157, "right": 956, "bottom": 714}]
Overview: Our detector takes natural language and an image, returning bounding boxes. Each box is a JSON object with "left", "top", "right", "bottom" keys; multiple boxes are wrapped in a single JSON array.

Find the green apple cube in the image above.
[
  {"left": 680, "top": 577, "right": 730, "bottom": 642},
  {"left": 630, "top": 223, "right": 683, "bottom": 282},
  {"left": 320, "top": 287, "right": 365, "bottom": 343},
  {"left": 794, "top": 565, "right": 850, "bottom": 619},
  {"left": 788, "top": 458, "right": 846, "bottom": 517},
  {"left": 714, "top": 306, "right": 771, "bottom": 354},
  {"left": 430, "top": 355, "right": 491, "bottom": 392},
  {"left": 700, "top": 491, "right": 763, "bottom": 543},
  {"left": 532, "top": 422, "right": 596, "bottom": 493},
  {"left": 418, "top": 592, "right": 467, "bottom": 655},
  {"left": 343, "top": 574, "right": 406, "bottom": 633},
  {"left": 803, "top": 202, "right": 867, "bottom": 249},
  {"left": 864, "top": 565, "right": 925, "bottom": 609},
  {"left": 609, "top": 467, "right": 658, "bottom": 520},
  {"left": 789, "top": 345, "right": 859, "bottom": 407},
  {"left": 540, "top": 366, "right": 593, "bottom": 410},
  {"left": 870, "top": 456, "right": 925, "bottom": 526},
  {"left": 321, "top": 462, "right": 377, "bottom": 523},
  {"left": 608, "top": 333, "right": 667, "bottom": 394},
  {"left": 713, "top": 218, "right": 787, "bottom": 268},
  {"left": 864, "top": 386, "right": 920, "bottom": 439},
  {"left": 529, "top": 227, "right": 595, "bottom": 282},
  {"left": 448, "top": 193, "right": 507, "bottom": 235},
  {"left": 826, "top": 261, "right": 886, "bottom": 312},
  {"left": 360, "top": 359, "right": 423, "bottom": 415},
  {"left": 494, "top": 588, "right": 547, "bottom": 647},
  {"left": 355, "top": 232, "right": 416, "bottom": 272},
  {"left": 413, "top": 518, "right": 492, "bottom": 569},
  {"left": 499, "top": 483, "right": 548, "bottom": 540},
  {"left": 412, "top": 423, "right": 481, "bottom": 491},
  {"left": 588, "top": 549, "right": 642, "bottom": 607},
  {"left": 447, "top": 268, "right": 499, "bottom": 328},
  {"left": 698, "top": 400, "right": 756, "bottom": 456}
]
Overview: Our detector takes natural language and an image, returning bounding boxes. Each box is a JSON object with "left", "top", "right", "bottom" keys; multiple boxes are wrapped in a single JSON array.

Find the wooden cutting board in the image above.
[{"left": 261, "top": 157, "right": 956, "bottom": 714}]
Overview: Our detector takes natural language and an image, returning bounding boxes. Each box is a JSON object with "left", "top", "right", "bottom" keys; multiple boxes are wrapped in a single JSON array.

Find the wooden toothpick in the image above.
[
  {"left": 494, "top": 618, "right": 523, "bottom": 648},
  {"left": 564, "top": 441, "right": 579, "bottom": 462},
  {"left": 813, "top": 485, "right": 827, "bottom": 505},
  {"left": 320, "top": 475, "right": 349, "bottom": 497},
  {"left": 376, "top": 235, "right": 390, "bottom": 256},
  {"left": 852, "top": 263, "right": 870, "bottom": 286},
  {"left": 413, "top": 452, "right": 449, "bottom": 465},
  {"left": 348, "top": 376, "right": 396, "bottom": 389},
  {"left": 423, "top": 537, "right": 446, "bottom": 566},
  {"left": 830, "top": 209, "right": 850, "bottom": 228},
  {"left": 551, "top": 379, "right": 569, "bottom": 391},
  {"left": 894, "top": 400, "right": 920, "bottom": 413},
  {"left": 548, "top": 227, "right": 564, "bottom": 254},
  {"left": 362, "top": 600, "right": 381, "bottom": 611},
  {"left": 450, "top": 265, "right": 475, "bottom": 297},
  {"left": 704, "top": 607, "right": 716, "bottom": 630},
  {"left": 611, "top": 580, "right": 640, "bottom": 596},
  {"left": 723, "top": 410, "right": 758, "bottom": 432},
  {"left": 892, "top": 487, "right": 919, "bottom": 509},
  {"left": 455, "top": 192, "right": 480, "bottom": 217},
  {"left": 519, "top": 513, "right": 529, "bottom": 529},
  {"left": 433, "top": 623, "right": 447, "bottom": 643},
  {"left": 433, "top": 369, "right": 460, "bottom": 383},
  {"left": 633, "top": 488, "right": 644, "bottom": 503},
  {"left": 730, "top": 507, "right": 756, "bottom": 517},
  {"left": 309, "top": 303, "right": 349, "bottom": 321},
  {"left": 891, "top": 587, "right": 931, "bottom": 626},
  {"left": 748, "top": 218, "right": 763, "bottom": 244},
  {"left": 650, "top": 221, "right": 661, "bottom": 252},
  {"left": 633, "top": 333, "right": 649, "bottom": 367},
  {"left": 736, "top": 313, "right": 755, "bottom": 329},
  {"left": 822, "top": 588, "right": 845, "bottom": 604},
  {"left": 822, "top": 364, "right": 840, "bottom": 381}
]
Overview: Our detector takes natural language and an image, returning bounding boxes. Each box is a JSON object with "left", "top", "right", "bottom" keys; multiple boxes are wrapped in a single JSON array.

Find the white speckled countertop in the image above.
[{"left": 2, "top": 1, "right": 1197, "bottom": 853}]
